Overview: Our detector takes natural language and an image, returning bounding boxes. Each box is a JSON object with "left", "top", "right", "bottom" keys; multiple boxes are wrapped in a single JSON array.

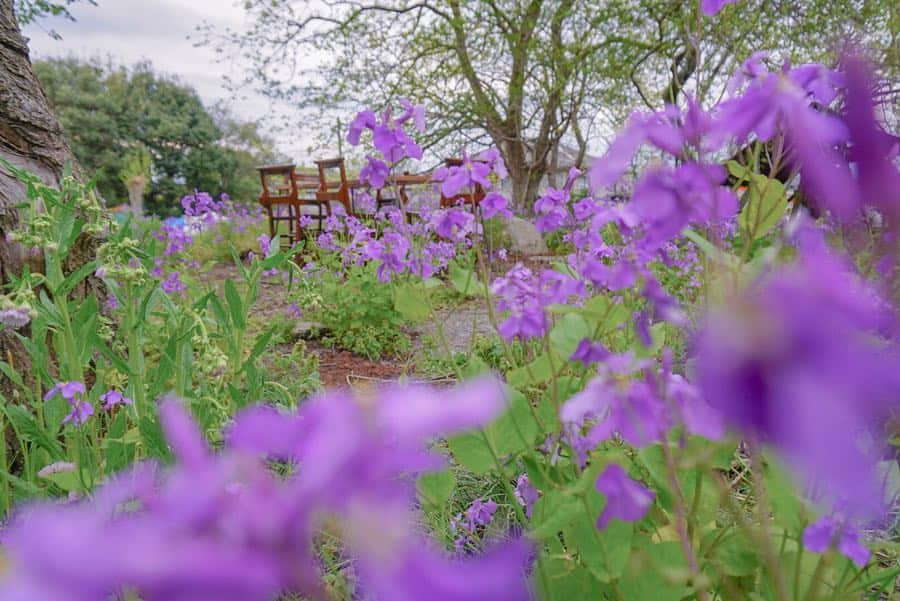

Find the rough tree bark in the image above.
[
  {"left": 0, "top": 0, "right": 82, "bottom": 282},
  {"left": 0, "top": 0, "right": 93, "bottom": 390}
]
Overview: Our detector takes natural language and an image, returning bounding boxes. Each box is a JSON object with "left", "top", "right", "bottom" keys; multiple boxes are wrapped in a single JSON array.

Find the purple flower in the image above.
[
  {"left": 432, "top": 152, "right": 495, "bottom": 197},
  {"left": 397, "top": 98, "right": 426, "bottom": 132},
  {"left": 360, "top": 156, "right": 390, "bottom": 190},
  {"left": 257, "top": 234, "right": 273, "bottom": 257},
  {"left": 100, "top": 390, "right": 133, "bottom": 411},
  {"left": 694, "top": 229, "right": 898, "bottom": 516},
  {"left": 161, "top": 272, "right": 187, "bottom": 296},
  {"left": 802, "top": 516, "right": 870, "bottom": 568},
  {"left": 560, "top": 366, "right": 669, "bottom": 449},
  {"left": 357, "top": 538, "right": 532, "bottom": 601},
  {"left": 480, "top": 192, "right": 512, "bottom": 219},
  {"left": 44, "top": 381, "right": 86, "bottom": 403},
  {"left": 451, "top": 497, "right": 499, "bottom": 553},
  {"left": 433, "top": 209, "right": 475, "bottom": 241},
  {"left": 627, "top": 163, "right": 738, "bottom": 249},
  {"left": 348, "top": 110, "right": 377, "bottom": 145},
  {"left": 701, "top": 0, "right": 738, "bottom": 15},
  {"left": 570, "top": 339, "right": 610, "bottom": 367},
  {"left": 514, "top": 474, "right": 539, "bottom": 519},
  {"left": 477, "top": 147, "right": 508, "bottom": 180},
  {"left": 0, "top": 306, "right": 31, "bottom": 329},
  {"left": 595, "top": 464, "right": 654, "bottom": 529},
  {"left": 44, "top": 381, "right": 92, "bottom": 427}
]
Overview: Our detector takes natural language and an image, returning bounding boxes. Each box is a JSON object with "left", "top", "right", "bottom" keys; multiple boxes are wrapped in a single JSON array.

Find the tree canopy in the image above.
[
  {"left": 33, "top": 58, "right": 279, "bottom": 215},
  {"left": 206, "top": 0, "right": 897, "bottom": 209}
]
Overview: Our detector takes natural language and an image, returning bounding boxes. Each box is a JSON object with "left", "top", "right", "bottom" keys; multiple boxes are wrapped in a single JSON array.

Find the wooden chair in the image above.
[
  {"left": 315, "top": 157, "right": 353, "bottom": 216},
  {"left": 258, "top": 164, "right": 302, "bottom": 252},
  {"left": 293, "top": 172, "right": 326, "bottom": 241},
  {"left": 439, "top": 157, "right": 487, "bottom": 210}
]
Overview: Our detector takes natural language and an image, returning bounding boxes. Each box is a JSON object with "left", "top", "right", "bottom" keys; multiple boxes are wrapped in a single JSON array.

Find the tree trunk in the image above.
[
  {"left": 126, "top": 179, "right": 146, "bottom": 216},
  {"left": 0, "top": 0, "right": 81, "bottom": 283},
  {"left": 0, "top": 0, "right": 88, "bottom": 394}
]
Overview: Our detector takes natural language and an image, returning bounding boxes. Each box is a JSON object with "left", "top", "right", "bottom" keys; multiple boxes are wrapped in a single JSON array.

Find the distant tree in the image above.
[
  {"left": 33, "top": 58, "right": 279, "bottom": 215},
  {"left": 207, "top": 0, "right": 896, "bottom": 210}
]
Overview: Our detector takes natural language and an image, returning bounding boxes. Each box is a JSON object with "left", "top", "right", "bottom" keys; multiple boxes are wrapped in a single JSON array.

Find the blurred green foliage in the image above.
[{"left": 33, "top": 57, "right": 280, "bottom": 215}]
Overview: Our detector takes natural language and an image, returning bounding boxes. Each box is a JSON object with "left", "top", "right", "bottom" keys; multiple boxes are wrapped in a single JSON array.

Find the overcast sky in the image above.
[{"left": 23, "top": 0, "right": 307, "bottom": 158}]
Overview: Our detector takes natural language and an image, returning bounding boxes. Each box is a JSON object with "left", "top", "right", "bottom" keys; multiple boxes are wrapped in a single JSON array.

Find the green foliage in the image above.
[
  {"left": 0, "top": 165, "right": 306, "bottom": 511},
  {"left": 295, "top": 262, "right": 411, "bottom": 360},
  {"left": 32, "top": 58, "right": 278, "bottom": 214}
]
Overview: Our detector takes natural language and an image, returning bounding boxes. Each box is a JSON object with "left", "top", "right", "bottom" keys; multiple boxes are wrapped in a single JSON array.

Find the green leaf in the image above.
[
  {"left": 417, "top": 469, "right": 456, "bottom": 507},
  {"left": 139, "top": 416, "right": 172, "bottom": 461},
  {"left": 534, "top": 546, "right": 606, "bottom": 600},
  {"left": 715, "top": 532, "right": 761, "bottom": 576},
  {"left": 618, "top": 542, "right": 692, "bottom": 601},
  {"left": 39, "top": 467, "right": 87, "bottom": 493},
  {"left": 2, "top": 405, "right": 64, "bottom": 460},
  {"left": 739, "top": 174, "right": 787, "bottom": 241},
  {"left": 91, "top": 333, "right": 131, "bottom": 374},
  {"left": 529, "top": 490, "right": 582, "bottom": 539},
  {"left": 241, "top": 327, "right": 276, "bottom": 373},
  {"left": 565, "top": 508, "right": 633, "bottom": 582},
  {"left": 507, "top": 351, "right": 559, "bottom": 388},
  {"left": 223, "top": 279, "right": 245, "bottom": 329},
  {"left": 54, "top": 259, "right": 100, "bottom": 298},
  {"left": 0, "top": 360, "right": 24, "bottom": 388},
  {"left": 763, "top": 454, "right": 804, "bottom": 531},
  {"left": 486, "top": 389, "right": 540, "bottom": 456},
  {"left": 549, "top": 313, "right": 590, "bottom": 358},
  {"left": 448, "top": 431, "right": 494, "bottom": 474},
  {"left": 726, "top": 159, "right": 752, "bottom": 183},
  {"left": 449, "top": 264, "right": 486, "bottom": 298},
  {"left": 393, "top": 282, "right": 431, "bottom": 322}
]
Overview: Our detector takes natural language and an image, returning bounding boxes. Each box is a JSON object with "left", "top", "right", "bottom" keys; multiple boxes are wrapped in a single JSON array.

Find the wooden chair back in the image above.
[
  {"left": 315, "top": 157, "right": 353, "bottom": 216},
  {"left": 257, "top": 164, "right": 300, "bottom": 249}
]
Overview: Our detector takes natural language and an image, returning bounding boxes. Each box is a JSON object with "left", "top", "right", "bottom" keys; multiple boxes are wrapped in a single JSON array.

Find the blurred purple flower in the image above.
[
  {"left": 701, "top": 0, "right": 738, "bottom": 15},
  {"left": 360, "top": 156, "right": 390, "bottom": 190},
  {"left": 480, "top": 192, "right": 512, "bottom": 219},
  {"left": 161, "top": 272, "right": 187, "bottom": 296},
  {"left": 570, "top": 339, "right": 610, "bottom": 367},
  {"left": 694, "top": 228, "right": 898, "bottom": 516},
  {"left": 0, "top": 306, "right": 31, "bottom": 329},
  {"left": 802, "top": 516, "right": 870, "bottom": 567},
  {"left": 100, "top": 390, "right": 133, "bottom": 411},
  {"left": 595, "top": 464, "right": 654, "bottom": 529},
  {"left": 514, "top": 474, "right": 539, "bottom": 519}
]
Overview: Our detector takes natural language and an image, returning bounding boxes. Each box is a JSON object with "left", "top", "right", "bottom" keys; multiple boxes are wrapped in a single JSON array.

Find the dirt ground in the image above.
[{"left": 195, "top": 253, "right": 557, "bottom": 389}]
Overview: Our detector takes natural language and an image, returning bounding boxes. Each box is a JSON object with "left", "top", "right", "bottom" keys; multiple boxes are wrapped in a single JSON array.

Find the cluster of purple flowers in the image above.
[
  {"left": 43, "top": 381, "right": 92, "bottom": 427},
  {"left": 43, "top": 383, "right": 133, "bottom": 427},
  {"left": 349, "top": 98, "right": 426, "bottom": 188},
  {"left": 450, "top": 498, "right": 499, "bottom": 554},
  {"left": 491, "top": 264, "right": 585, "bottom": 341},
  {"left": 1, "top": 379, "right": 532, "bottom": 600},
  {"left": 181, "top": 191, "right": 227, "bottom": 230},
  {"left": 312, "top": 206, "right": 478, "bottom": 282},
  {"left": 561, "top": 350, "right": 723, "bottom": 464}
]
